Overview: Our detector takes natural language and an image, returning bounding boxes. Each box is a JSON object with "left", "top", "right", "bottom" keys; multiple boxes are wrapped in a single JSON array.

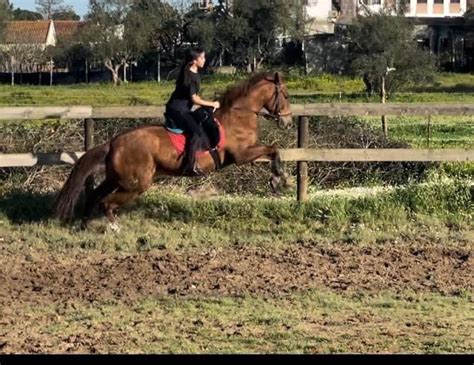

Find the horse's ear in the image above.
[{"left": 274, "top": 72, "right": 281, "bottom": 84}]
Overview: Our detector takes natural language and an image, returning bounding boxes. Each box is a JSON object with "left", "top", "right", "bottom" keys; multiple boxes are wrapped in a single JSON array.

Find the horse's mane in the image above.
[{"left": 219, "top": 72, "right": 275, "bottom": 111}]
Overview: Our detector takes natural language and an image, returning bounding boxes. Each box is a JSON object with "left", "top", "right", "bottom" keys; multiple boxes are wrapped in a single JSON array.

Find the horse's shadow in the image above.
[{"left": 0, "top": 190, "right": 63, "bottom": 224}]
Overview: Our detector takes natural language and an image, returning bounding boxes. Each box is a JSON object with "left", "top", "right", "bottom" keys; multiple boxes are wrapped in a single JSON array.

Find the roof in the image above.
[
  {"left": 54, "top": 21, "right": 84, "bottom": 42},
  {"left": 3, "top": 21, "right": 51, "bottom": 44}
]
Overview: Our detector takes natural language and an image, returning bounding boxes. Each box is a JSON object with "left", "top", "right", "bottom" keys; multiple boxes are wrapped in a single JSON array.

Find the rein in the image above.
[
  {"left": 229, "top": 77, "right": 292, "bottom": 121},
  {"left": 231, "top": 107, "right": 292, "bottom": 120}
]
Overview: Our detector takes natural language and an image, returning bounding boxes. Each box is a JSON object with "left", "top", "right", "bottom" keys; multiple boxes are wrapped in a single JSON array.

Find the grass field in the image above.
[
  {"left": 0, "top": 71, "right": 473, "bottom": 354},
  {"left": 1, "top": 178, "right": 472, "bottom": 251},
  {"left": 0, "top": 180, "right": 472, "bottom": 353},
  {"left": 362, "top": 115, "right": 474, "bottom": 148},
  {"left": 0, "top": 72, "right": 473, "bottom": 106},
  {"left": 2, "top": 290, "right": 472, "bottom": 353}
]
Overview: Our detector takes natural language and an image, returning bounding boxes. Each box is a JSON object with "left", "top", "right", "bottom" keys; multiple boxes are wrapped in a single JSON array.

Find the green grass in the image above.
[
  {"left": 361, "top": 115, "right": 474, "bottom": 148},
  {"left": 0, "top": 178, "right": 471, "bottom": 253},
  {"left": 0, "top": 81, "right": 176, "bottom": 106},
  {"left": 1, "top": 70, "right": 472, "bottom": 354},
  {"left": 0, "top": 72, "right": 473, "bottom": 106},
  {"left": 3, "top": 290, "right": 472, "bottom": 353}
]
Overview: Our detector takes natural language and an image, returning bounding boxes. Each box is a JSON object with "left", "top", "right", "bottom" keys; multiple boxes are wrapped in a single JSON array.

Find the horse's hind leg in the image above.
[
  {"left": 81, "top": 178, "right": 118, "bottom": 229},
  {"left": 101, "top": 188, "right": 142, "bottom": 232}
]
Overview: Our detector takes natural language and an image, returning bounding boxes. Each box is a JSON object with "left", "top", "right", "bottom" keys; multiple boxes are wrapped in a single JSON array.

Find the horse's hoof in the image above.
[
  {"left": 282, "top": 173, "right": 295, "bottom": 189},
  {"left": 79, "top": 218, "right": 91, "bottom": 231},
  {"left": 269, "top": 176, "right": 281, "bottom": 193},
  {"left": 187, "top": 185, "right": 219, "bottom": 199},
  {"left": 108, "top": 222, "right": 121, "bottom": 233}
]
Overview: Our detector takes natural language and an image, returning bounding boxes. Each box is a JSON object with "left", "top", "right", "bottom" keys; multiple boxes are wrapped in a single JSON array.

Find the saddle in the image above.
[{"left": 164, "top": 107, "right": 225, "bottom": 170}]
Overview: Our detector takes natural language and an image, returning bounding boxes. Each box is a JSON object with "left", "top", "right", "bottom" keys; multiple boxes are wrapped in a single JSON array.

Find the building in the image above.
[
  {"left": 0, "top": 20, "right": 84, "bottom": 75},
  {"left": 302, "top": 0, "right": 474, "bottom": 72}
]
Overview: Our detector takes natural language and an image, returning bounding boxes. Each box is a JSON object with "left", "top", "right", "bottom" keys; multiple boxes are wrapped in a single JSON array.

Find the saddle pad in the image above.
[{"left": 167, "top": 119, "right": 226, "bottom": 158}]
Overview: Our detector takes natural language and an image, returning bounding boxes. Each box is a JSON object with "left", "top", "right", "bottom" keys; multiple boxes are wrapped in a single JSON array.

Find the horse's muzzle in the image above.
[{"left": 278, "top": 115, "right": 294, "bottom": 130}]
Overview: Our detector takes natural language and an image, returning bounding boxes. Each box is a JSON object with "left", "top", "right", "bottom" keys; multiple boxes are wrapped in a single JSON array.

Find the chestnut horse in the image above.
[{"left": 54, "top": 71, "right": 293, "bottom": 230}]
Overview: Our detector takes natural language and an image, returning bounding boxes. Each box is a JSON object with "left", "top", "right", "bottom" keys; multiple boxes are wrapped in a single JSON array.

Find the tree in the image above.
[
  {"left": 130, "top": 0, "right": 181, "bottom": 54},
  {"left": 464, "top": 8, "right": 474, "bottom": 24},
  {"left": 347, "top": 11, "right": 436, "bottom": 97},
  {"left": 178, "top": 0, "right": 296, "bottom": 70},
  {"left": 129, "top": 0, "right": 183, "bottom": 80},
  {"left": 81, "top": 0, "right": 149, "bottom": 85},
  {"left": 203, "top": 0, "right": 295, "bottom": 69},
  {"left": 35, "top": 0, "right": 68, "bottom": 20},
  {"left": 52, "top": 9, "right": 80, "bottom": 20},
  {"left": 226, "top": 0, "right": 296, "bottom": 70},
  {"left": 347, "top": 10, "right": 436, "bottom": 136},
  {"left": 0, "top": 44, "right": 45, "bottom": 85},
  {"left": 181, "top": 0, "right": 247, "bottom": 68},
  {"left": 12, "top": 8, "right": 43, "bottom": 20},
  {"left": 183, "top": 4, "right": 216, "bottom": 51},
  {"left": 0, "top": 0, "right": 11, "bottom": 38}
]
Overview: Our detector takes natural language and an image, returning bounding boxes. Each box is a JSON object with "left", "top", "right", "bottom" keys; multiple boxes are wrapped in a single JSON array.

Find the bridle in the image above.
[{"left": 231, "top": 77, "right": 293, "bottom": 123}]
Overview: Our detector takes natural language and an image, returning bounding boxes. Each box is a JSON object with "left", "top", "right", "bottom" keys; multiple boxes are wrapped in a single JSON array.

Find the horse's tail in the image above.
[{"left": 54, "top": 143, "right": 110, "bottom": 221}]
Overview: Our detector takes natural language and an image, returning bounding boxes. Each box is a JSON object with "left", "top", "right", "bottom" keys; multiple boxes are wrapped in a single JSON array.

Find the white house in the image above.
[
  {"left": 361, "top": 0, "right": 468, "bottom": 17},
  {"left": 0, "top": 20, "right": 84, "bottom": 75}
]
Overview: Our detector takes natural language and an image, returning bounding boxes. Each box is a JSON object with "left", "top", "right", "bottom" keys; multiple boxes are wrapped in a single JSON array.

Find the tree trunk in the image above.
[
  {"left": 381, "top": 75, "right": 388, "bottom": 137},
  {"left": 10, "top": 56, "right": 14, "bottom": 86},
  {"left": 105, "top": 60, "right": 121, "bottom": 86},
  {"left": 85, "top": 60, "right": 89, "bottom": 83},
  {"left": 157, "top": 53, "right": 161, "bottom": 83},
  {"left": 111, "top": 70, "right": 119, "bottom": 85},
  {"left": 49, "top": 57, "right": 53, "bottom": 86}
]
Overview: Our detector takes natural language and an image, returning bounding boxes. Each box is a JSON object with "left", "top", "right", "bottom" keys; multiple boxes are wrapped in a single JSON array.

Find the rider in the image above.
[{"left": 165, "top": 47, "right": 220, "bottom": 175}]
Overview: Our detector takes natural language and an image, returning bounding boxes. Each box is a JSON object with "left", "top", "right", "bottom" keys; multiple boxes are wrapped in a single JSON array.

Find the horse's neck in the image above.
[{"left": 217, "top": 89, "right": 264, "bottom": 131}]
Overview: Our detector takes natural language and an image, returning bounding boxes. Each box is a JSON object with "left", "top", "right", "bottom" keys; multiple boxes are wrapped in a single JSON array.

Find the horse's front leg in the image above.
[
  {"left": 268, "top": 148, "right": 294, "bottom": 193},
  {"left": 233, "top": 144, "right": 276, "bottom": 165},
  {"left": 233, "top": 145, "right": 292, "bottom": 193}
]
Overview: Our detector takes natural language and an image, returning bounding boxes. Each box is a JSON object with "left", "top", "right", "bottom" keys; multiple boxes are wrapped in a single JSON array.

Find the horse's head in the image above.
[
  {"left": 262, "top": 72, "right": 293, "bottom": 130},
  {"left": 218, "top": 71, "right": 293, "bottom": 129}
]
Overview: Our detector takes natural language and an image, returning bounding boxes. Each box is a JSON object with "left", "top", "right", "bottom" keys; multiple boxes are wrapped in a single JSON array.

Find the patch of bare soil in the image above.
[
  {"left": 1, "top": 244, "right": 471, "bottom": 306},
  {"left": 1, "top": 243, "right": 472, "bottom": 354}
]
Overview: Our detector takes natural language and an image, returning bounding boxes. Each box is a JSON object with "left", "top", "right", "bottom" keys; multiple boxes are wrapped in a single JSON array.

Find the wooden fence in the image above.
[{"left": 1, "top": 103, "right": 473, "bottom": 201}]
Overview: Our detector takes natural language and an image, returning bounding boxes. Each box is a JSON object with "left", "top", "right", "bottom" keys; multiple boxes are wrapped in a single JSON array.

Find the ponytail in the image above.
[{"left": 176, "top": 46, "right": 205, "bottom": 86}]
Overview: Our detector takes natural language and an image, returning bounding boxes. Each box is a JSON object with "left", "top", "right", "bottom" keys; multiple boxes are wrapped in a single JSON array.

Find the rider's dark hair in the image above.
[{"left": 176, "top": 47, "right": 205, "bottom": 87}]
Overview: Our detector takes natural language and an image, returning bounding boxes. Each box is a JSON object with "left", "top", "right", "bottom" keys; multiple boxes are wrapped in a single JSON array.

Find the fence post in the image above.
[
  {"left": 381, "top": 75, "right": 388, "bottom": 137},
  {"left": 427, "top": 114, "right": 432, "bottom": 148},
  {"left": 297, "top": 116, "right": 309, "bottom": 202},
  {"left": 84, "top": 118, "right": 95, "bottom": 195}
]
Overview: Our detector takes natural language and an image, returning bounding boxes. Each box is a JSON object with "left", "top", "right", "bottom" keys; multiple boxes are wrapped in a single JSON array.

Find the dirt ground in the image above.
[
  {"left": 1, "top": 243, "right": 472, "bottom": 353},
  {"left": 1, "top": 243, "right": 472, "bottom": 303}
]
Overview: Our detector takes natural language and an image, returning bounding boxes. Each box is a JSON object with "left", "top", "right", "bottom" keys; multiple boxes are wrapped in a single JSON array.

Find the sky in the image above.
[{"left": 10, "top": 0, "right": 89, "bottom": 18}]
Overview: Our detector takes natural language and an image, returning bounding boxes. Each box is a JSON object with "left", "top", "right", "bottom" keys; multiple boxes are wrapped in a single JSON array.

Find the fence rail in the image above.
[
  {"left": 1, "top": 103, "right": 473, "bottom": 201},
  {"left": 3, "top": 148, "right": 471, "bottom": 169},
  {"left": 0, "top": 103, "right": 473, "bottom": 120}
]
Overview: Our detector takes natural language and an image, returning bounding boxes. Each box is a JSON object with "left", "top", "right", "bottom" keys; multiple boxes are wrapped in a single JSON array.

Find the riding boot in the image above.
[
  {"left": 209, "top": 147, "right": 222, "bottom": 170},
  {"left": 181, "top": 134, "right": 204, "bottom": 176}
]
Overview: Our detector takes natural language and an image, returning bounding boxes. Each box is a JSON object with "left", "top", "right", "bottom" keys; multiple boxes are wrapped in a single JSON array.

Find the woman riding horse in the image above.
[
  {"left": 165, "top": 47, "right": 220, "bottom": 175},
  {"left": 54, "top": 67, "right": 293, "bottom": 231}
]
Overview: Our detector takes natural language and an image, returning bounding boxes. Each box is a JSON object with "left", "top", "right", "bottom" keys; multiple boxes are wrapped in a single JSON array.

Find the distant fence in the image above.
[{"left": 1, "top": 103, "right": 473, "bottom": 201}]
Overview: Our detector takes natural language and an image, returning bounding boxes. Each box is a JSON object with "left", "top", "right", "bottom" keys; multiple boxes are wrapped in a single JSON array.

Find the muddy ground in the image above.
[
  {"left": 2, "top": 243, "right": 472, "bottom": 304},
  {"left": 1, "top": 243, "right": 472, "bottom": 353}
]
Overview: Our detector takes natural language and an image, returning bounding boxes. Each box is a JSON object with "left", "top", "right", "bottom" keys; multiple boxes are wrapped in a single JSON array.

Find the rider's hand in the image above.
[{"left": 213, "top": 101, "right": 220, "bottom": 111}]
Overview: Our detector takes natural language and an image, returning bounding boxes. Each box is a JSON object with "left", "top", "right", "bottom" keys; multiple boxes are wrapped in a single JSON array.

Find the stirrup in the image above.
[
  {"left": 181, "top": 162, "right": 204, "bottom": 176},
  {"left": 209, "top": 147, "right": 222, "bottom": 170}
]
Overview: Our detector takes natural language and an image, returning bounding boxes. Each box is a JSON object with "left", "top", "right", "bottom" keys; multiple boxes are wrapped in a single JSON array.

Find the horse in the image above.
[{"left": 54, "top": 71, "right": 294, "bottom": 231}]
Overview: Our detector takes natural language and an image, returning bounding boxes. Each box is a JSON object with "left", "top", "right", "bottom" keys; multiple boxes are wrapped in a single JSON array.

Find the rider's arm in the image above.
[
  {"left": 189, "top": 77, "right": 220, "bottom": 110},
  {"left": 191, "top": 94, "right": 219, "bottom": 109}
]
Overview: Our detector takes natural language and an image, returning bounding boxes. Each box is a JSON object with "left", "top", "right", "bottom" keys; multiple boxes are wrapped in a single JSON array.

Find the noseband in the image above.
[{"left": 231, "top": 78, "right": 293, "bottom": 121}]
